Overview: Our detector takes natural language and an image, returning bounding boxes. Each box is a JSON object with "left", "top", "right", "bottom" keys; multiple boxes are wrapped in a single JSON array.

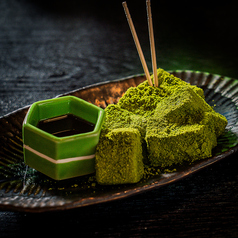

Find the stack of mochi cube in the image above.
[{"left": 95, "top": 69, "right": 227, "bottom": 185}]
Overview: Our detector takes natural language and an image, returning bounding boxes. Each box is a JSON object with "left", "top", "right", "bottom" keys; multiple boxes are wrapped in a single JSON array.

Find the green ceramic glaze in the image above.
[{"left": 23, "top": 96, "right": 105, "bottom": 180}]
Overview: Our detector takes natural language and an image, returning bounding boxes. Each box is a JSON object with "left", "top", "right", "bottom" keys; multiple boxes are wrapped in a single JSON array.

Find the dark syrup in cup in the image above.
[{"left": 37, "top": 113, "right": 95, "bottom": 137}]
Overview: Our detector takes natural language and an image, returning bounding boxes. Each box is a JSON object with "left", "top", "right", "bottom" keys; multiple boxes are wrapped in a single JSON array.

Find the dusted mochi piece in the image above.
[
  {"left": 103, "top": 104, "right": 133, "bottom": 129},
  {"left": 153, "top": 87, "right": 213, "bottom": 125},
  {"left": 103, "top": 104, "right": 147, "bottom": 142},
  {"left": 118, "top": 68, "right": 205, "bottom": 117},
  {"left": 153, "top": 68, "right": 205, "bottom": 99},
  {"left": 200, "top": 111, "right": 228, "bottom": 137},
  {"left": 102, "top": 104, "right": 148, "bottom": 163},
  {"left": 95, "top": 128, "right": 144, "bottom": 185},
  {"left": 146, "top": 86, "right": 227, "bottom": 167},
  {"left": 118, "top": 80, "right": 166, "bottom": 117},
  {"left": 103, "top": 104, "right": 147, "bottom": 136},
  {"left": 146, "top": 124, "right": 217, "bottom": 167}
]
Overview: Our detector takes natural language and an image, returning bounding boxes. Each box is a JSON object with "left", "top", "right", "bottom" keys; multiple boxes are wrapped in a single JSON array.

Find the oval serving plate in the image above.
[{"left": 0, "top": 70, "right": 238, "bottom": 213}]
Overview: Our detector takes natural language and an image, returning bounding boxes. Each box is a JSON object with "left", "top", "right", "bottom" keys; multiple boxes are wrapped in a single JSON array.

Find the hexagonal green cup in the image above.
[{"left": 22, "top": 96, "right": 105, "bottom": 180}]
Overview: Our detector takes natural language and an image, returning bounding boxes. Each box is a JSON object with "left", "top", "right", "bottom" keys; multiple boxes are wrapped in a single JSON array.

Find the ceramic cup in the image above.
[{"left": 23, "top": 96, "right": 105, "bottom": 180}]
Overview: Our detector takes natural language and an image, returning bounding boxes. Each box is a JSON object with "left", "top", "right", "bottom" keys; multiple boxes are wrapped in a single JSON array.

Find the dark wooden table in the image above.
[{"left": 0, "top": 0, "right": 238, "bottom": 237}]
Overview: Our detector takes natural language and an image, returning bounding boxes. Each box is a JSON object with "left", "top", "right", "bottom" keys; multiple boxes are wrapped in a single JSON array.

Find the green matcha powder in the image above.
[{"left": 95, "top": 69, "right": 227, "bottom": 185}]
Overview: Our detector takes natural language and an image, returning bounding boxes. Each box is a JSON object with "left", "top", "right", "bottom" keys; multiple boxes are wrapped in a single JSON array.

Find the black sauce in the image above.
[{"left": 37, "top": 114, "right": 95, "bottom": 137}]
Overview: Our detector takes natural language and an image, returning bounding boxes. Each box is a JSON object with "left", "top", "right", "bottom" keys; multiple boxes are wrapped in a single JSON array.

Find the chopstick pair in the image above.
[{"left": 122, "top": 1, "right": 158, "bottom": 87}]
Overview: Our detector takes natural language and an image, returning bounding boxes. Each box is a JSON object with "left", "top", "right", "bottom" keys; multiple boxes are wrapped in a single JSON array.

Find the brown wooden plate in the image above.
[{"left": 0, "top": 70, "right": 238, "bottom": 212}]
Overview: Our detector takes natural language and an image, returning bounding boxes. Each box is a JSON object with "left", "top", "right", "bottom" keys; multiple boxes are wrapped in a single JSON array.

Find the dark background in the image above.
[
  {"left": 1, "top": 0, "right": 238, "bottom": 116},
  {"left": 0, "top": 0, "right": 238, "bottom": 237}
]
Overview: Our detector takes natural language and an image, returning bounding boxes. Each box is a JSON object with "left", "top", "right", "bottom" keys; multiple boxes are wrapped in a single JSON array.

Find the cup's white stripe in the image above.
[{"left": 23, "top": 145, "right": 95, "bottom": 164}]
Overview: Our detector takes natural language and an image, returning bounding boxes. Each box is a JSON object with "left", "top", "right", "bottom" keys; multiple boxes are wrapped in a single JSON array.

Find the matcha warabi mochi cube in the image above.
[
  {"left": 146, "top": 123, "right": 217, "bottom": 167},
  {"left": 152, "top": 86, "right": 213, "bottom": 125},
  {"left": 118, "top": 80, "right": 166, "bottom": 117},
  {"left": 146, "top": 86, "right": 227, "bottom": 167},
  {"left": 103, "top": 104, "right": 147, "bottom": 138},
  {"left": 95, "top": 128, "right": 144, "bottom": 185},
  {"left": 200, "top": 111, "right": 228, "bottom": 137},
  {"left": 118, "top": 68, "right": 205, "bottom": 117}
]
